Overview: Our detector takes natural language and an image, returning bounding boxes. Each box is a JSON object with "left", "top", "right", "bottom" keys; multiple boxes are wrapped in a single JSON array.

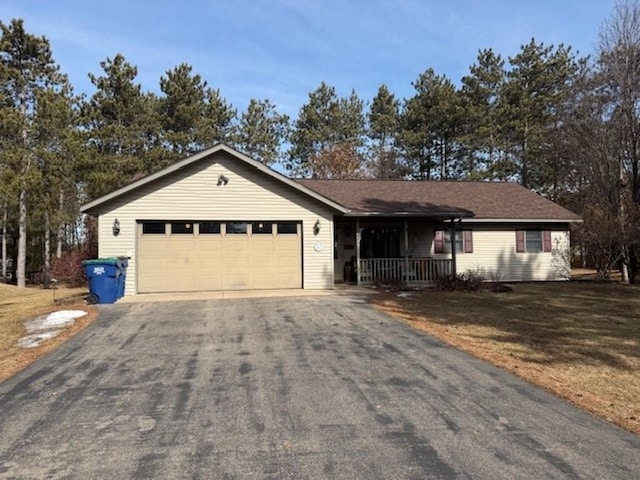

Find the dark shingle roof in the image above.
[{"left": 296, "top": 179, "right": 580, "bottom": 221}]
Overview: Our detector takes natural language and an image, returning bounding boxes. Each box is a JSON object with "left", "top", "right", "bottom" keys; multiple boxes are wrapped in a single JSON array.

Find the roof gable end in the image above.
[{"left": 80, "top": 144, "right": 348, "bottom": 215}]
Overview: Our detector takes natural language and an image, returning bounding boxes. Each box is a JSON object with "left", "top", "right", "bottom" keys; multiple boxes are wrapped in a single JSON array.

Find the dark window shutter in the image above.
[
  {"left": 434, "top": 230, "right": 444, "bottom": 253},
  {"left": 516, "top": 230, "right": 525, "bottom": 253},
  {"left": 463, "top": 230, "right": 473, "bottom": 253},
  {"left": 543, "top": 230, "right": 552, "bottom": 252}
]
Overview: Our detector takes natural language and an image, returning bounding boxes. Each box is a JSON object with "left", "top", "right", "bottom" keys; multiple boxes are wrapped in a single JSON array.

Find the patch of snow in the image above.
[
  {"left": 18, "top": 310, "right": 87, "bottom": 349},
  {"left": 397, "top": 292, "right": 415, "bottom": 298},
  {"left": 18, "top": 331, "right": 61, "bottom": 348},
  {"left": 25, "top": 310, "right": 87, "bottom": 332}
]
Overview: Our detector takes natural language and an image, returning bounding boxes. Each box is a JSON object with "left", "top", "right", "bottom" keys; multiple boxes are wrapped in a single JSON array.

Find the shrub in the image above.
[
  {"left": 435, "top": 269, "right": 485, "bottom": 292},
  {"left": 51, "top": 249, "right": 93, "bottom": 287}
]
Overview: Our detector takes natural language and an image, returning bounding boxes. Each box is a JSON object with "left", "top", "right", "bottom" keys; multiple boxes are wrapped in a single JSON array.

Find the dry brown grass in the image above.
[
  {"left": 371, "top": 281, "right": 640, "bottom": 435},
  {"left": 0, "top": 283, "right": 98, "bottom": 383}
]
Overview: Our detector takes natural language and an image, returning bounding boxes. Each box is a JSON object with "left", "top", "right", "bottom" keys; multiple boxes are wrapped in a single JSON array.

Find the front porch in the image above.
[
  {"left": 358, "top": 257, "right": 453, "bottom": 284},
  {"left": 334, "top": 218, "right": 459, "bottom": 286}
]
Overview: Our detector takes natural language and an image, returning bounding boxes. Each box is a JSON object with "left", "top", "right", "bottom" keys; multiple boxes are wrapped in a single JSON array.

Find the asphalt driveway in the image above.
[{"left": 0, "top": 295, "right": 638, "bottom": 479}]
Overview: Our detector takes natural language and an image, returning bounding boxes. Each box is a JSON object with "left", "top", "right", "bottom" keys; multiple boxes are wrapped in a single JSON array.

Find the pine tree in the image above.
[
  {"left": 158, "top": 63, "right": 208, "bottom": 156},
  {"left": 235, "top": 98, "right": 289, "bottom": 165},
  {"left": 367, "top": 85, "right": 407, "bottom": 179},
  {"left": 502, "top": 39, "right": 579, "bottom": 191},
  {"left": 401, "top": 69, "right": 463, "bottom": 180},
  {"left": 460, "top": 48, "right": 507, "bottom": 179},
  {"left": 0, "top": 18, "right": 65, "bottom": 287},
  {"left": 288, "top": 82, "right": 365, "bottom": 177},
  {"left": 82, "top": 54, "right": 148, "bottom": 198},
  {"left": 31, "top": 80, "right": 82, "bottom": 286},
  {"left": 201, "top": 87, "right": 236, "bottom": 146}
]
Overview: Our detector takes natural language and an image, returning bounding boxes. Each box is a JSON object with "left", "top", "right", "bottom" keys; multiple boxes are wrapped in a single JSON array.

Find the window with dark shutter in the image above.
[{"left": 517, "top": 230, "right": 553, "bottom": 253}]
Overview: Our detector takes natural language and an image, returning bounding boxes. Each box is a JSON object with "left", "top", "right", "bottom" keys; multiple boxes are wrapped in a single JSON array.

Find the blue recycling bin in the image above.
[
  {"left": 83, "top": 258, "right": 121, "bottom": 304},
  {"left": 117, "top": 257, "right": 129, "bottom": 299}
]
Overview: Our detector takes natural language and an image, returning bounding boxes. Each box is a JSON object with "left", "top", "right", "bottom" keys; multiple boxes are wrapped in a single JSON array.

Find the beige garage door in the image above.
[{"left": 137, "top": 221, "right": 302, "bottom": 293}]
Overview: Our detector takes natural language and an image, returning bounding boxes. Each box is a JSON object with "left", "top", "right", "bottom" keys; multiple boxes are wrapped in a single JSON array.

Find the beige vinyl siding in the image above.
[
  {"left": 433, "top": 224, "right": 570, "bottom": 281},
  {"left": 96, "top": 153, "right": 335, "bottom": 295}
]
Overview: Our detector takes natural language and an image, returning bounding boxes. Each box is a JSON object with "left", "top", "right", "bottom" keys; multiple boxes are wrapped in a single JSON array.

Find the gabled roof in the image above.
[
  {"left": 297, "top": 179, "right": 580, "bottom": 222},
  {"left": 80, "top": 144, "right": 348, "bottom": 215},
  {"left": 80, "top": 144, "right": 579, "bottom": 222}
]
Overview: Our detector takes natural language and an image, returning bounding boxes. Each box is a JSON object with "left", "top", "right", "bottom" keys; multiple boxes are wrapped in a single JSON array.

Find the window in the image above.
[
  {"left": 434, "top": 230, "right": 473, "bottom": 254},
  {"left": 277, "top": 223, "right": 298, "bottom": 234},
  {"left": 142, "top": 222, "right": 166, "bottom": 234},
  {"left": 516, "top": 230, "right": 551, "bottom": 253},
  {"left": 226, "top": 222, "right": 247, "bottom": 234},
  {"left": 171, "top": 222, "right": 194, "bottom": 234},
  {"left": 252, "top": 222, "right": 273, "bottom": 234},
  {"left": 445, "top": 231, "right": 464, "bottom": 254},
  {"left": 199, "top": 222, "right": 221, "bottom": 234}
]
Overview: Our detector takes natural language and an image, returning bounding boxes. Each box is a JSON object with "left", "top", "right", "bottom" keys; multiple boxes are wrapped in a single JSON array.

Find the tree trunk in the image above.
[
  {"left": 17, "top": 188, "right": 27, "bottom": 287},
  {"left": 56, "top": 189, "right": 64, "bottom": 259},
  {"left": 1, "top": 205, "right": 7, "bottom": 281},
  {"left": 522, "top": 120, "right": 529, "bottom": 188},
  {"left": 17, "top": 92, "right": 29, "bottom": 288},
  {"left": 43, "top": 210, "right": 51, "bottom": 288}
]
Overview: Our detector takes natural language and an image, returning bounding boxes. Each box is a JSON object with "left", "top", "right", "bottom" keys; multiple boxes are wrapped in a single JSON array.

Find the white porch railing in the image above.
[{"left": 358, "top": 258, "right": 452, "bottom": 284}]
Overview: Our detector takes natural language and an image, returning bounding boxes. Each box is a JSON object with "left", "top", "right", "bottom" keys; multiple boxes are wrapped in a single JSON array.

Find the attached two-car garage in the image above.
[
  {"left": 137, "top": 220, "right": 302, "bottom": 293},
  {"left": 81, "top": 144, "right": 345, "bottom": 296}
]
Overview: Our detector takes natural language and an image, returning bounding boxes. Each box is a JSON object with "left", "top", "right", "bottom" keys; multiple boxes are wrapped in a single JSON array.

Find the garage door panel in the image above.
[{"left": 138, "top": 222, "right": 302, "bottom": 293}]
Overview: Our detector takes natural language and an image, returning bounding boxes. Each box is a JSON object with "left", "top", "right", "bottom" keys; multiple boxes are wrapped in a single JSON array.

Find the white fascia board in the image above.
[{"left": 461, "top": 218, "right": 582, "bottom": 224}]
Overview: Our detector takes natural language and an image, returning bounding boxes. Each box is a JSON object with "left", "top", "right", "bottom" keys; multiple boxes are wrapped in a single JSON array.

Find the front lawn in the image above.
[
  {"left": 0, "top": 283, "right": 96, "bottom": 383},
  {"left": 371, "top": 281, "right": 640, "bottom": 435}
]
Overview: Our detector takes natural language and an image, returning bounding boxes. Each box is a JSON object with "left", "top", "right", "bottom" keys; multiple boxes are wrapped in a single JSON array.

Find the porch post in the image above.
[
  {"left": 404, "top": 219, "right": 409, "bottom": 283},
  {"left": 450, "top": 219, "right": 457, "bottom": 277},
  {"left": 356, "top": 218, "right": 361, "bottom": 286}
]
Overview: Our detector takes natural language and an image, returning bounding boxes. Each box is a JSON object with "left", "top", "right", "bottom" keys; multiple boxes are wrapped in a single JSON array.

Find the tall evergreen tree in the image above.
[
  {"left": 235, "top": 98, "right": 289, "bottom": 166},
  {"left": 401, "top": 69, "right": 463, "bottom": 180},
  {"left": 201, "top": 87, "right": 236, "bottom": 146},
  {"left": 158, "top": 63, "right": 210, "bottom": 156},
  {"left": 82, "top": 54, "right": 147, "bottom": 198},
  {"left": 32, "top": 81, "right": 83, "bottom": 286},
  {"left": 0, "top": 18, "right": 65, "bottom": 287},
  {"left": 502, "top": 39, "right": 579, "bottom": 191},
  {"left": 460, "top": 48, "right": 507, "bottom": 179},
  {"left": 367, "top": 84, "right": 407, "bottom": 179},
  {"left": 288, "top": 82, "right": 365, "bottom": 177}
]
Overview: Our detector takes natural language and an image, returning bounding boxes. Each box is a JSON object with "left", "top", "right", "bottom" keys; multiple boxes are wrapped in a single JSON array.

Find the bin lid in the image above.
[{"left": 82, "top": 257, "right": 120, "bottom": 265}]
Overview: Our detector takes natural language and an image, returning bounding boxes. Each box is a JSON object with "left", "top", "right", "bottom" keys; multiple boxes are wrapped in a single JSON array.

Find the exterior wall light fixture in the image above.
[{"left": 112, "top": 218, "right": 120, "bottom": 236}]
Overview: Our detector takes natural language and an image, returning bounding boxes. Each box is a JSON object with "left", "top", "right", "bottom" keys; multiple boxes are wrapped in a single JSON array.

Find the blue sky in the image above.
[{"left": 4, "top": 0, "right": 616, "bottom": 118}]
